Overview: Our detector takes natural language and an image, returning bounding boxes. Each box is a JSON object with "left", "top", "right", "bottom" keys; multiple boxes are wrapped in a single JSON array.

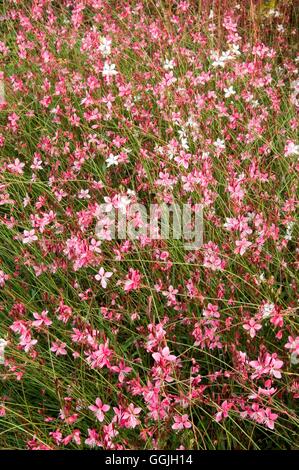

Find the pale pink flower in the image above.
[
  {"left": 78, "top": 189, "right": 90, "bottom": 199},
  {"left": 23, "top": 229, "right": 38, "bottom": 244},
  {"left": 0, "top": 270, "right": 9, "bottom": 287},
  {"left": 284, "top": 141, "right": 299, "bottom": 157},
  {"left": 51, "top": 341, "right": 67, "bottom": 356},
  {"left": 172, "top": 414, "right": 192, "bottom": 430},
  {"left": 285, "top": 336, "right": 299, "bottom": 355},
  {"left": 249, "top": 353, "right": 283, "bottom": 379},
  {"left": 7, "top": 158, "right": 24, "bottom": 174}
]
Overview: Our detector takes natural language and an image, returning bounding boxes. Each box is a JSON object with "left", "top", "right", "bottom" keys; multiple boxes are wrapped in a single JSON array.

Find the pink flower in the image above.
[
  {"left": 19, "top": 331, "right": 37, "bottom": 352},
  {"left": 268, "top": 356, "right": 284, "bottom": 379},
  {"left": 51, "top": 341, "right": 67, "bottom": 356},
  {"left": 285, "top": 336, "right": 299, "bottom": 354},
  {"left": 89, "top": 398, "right": 110, "bottom": 422},
  {"left": 7, "top": 158, "right": 24, "bottom": 174},
  {"left": 172, "top": 414, "right": 192, "bottom": 430},
  {"left": 78, "top": 189, "right": 90, "bottom": 199},
  {"left": 0, "top": 270, "right": 9, "bottom": 287},
  {"left": 203, "top": 303, "right": 220, "bottom": 319},
  {"left": 215, "top": 400, "right": 233, "bottom": 422},
  {"left": 32, "top": 310, "right": 52, "bottom": 328},
  {"left": 263, "top": 408, "right": 278, "bottom": 430},
  {"left": 87, "top": 340, "right": 113, "bottom": 369},
  {"left": 243, "top": 318, "right": 262, "bottom": 338},
  {"left": 103, "top": 422, "right": 119, "bottom": 443},
  {"left": 162, "top": 285, "right": 178, "bottom": 304},
  {"left": 285, "top": 336, "right": 299, "bottom": 364},
  {"left": 95, "top": 267, "right": 113, "bottom": 288},
  {"left": 122, "top": 403, "right": 141, "bottom": 429},
  {"left": 234, "top": 238, "right": 252, "bottom": 255},
  {"left": 71, "top": 430, "right": 81, "bottom": 445},
  {"left": 124, "top": 269, "right": 141, "bottom": 292},
  {"left": 203, "top": 242, "right": 224, "bottom": 271},
  {"left": 85, "top": 429, "right": 99, "bottom": 447},
  {"left": 152, "top": 346, "right": 177, "bottom": 363},
  {"left": 111, "top": 360, "right": 132, "bottom": 383},
  {"left": 49, "top": 430, "right": 63, "bottom": 445},
  {"left": 249, "top": 353, "right": 283, "bottom": 379}
]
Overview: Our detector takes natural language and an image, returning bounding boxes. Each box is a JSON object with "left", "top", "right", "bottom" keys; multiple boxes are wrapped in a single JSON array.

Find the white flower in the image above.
[
  {"left": 267, "top": 9, "right": 280, "bottom": 18},
  {"left": 214, "top": 138, "right": 225, "bottom": 150},
  {"left": 186, "top": 116, "right": 197, "bottom": 128},
  {"left": 290, "top": 79, "right": 299, "bottom": 92},
  {"left": 262, "top": 303, "right": 275, "bottom": 319},
  {"left": 23, "top": 194, "right": 30, "bottom": 207},
  {"left": 115, "top": 195, "right": 131, "bottom": 214},
  {"left": 251, "top": 100, "right": 259, "bottom": 108},
  {"left": 259, "top": 272, "right": 266, "bottom": 282},
  {"left": 102, "top": 61, "right": 118, "bottom": 78},
  {"left": 222, "top": 51, "right": 233, "bottom": 61},
  {"left": 0, "top": 73, "right": 5, "bottom": 106},
  {"left": 291, "top": 353, "right": 299, "bottom": 365},
  {"left": 285, "top": 222, "right": 294, "bottom": 241},
  {"left": 106, "top": 153, "right": 119, "bottom": 167},
  {"left": 163, "top": 58, "right": 174, "bottom": 70},
  {"left": 284, "top": 141, "right": 299, "bottom": 157},
  {"left": 212, "top": 49, "right": 234, "bottom": 67},
  {"left": 99, "top": 37, "right": 112, "bottom": 57},
  {"left": 211, "top": 55, "right": 225, "bottom": 68},
  {"left": 180, "top": 137, "right": 189, "bottom": 150},
  {"left": 230, "top": 44, "right": 241, "bottom": 56},
  {"left": 224, "top": 86, "right": 236, "bottom": 98},
  {"left": 0, "top": 338, "right": 7, "bottom": 364},
  {"left": 95, "top": 267, "right": 113, "bottom": 288}
]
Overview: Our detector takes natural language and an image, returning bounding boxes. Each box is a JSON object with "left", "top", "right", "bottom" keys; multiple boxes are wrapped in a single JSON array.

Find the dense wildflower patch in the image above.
[{"left": 0, "top": 0, "right": 298, "bottom": 450}]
